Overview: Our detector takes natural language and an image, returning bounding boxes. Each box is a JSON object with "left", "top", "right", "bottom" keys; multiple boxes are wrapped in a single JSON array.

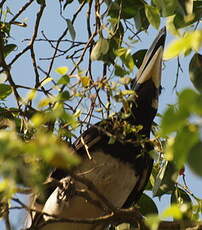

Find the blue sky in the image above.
[{"left": 0, "top": 0, "right": 201, "bottom": 229}]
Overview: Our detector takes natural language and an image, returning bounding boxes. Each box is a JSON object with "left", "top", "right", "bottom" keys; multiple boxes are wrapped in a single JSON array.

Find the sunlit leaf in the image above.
[
  {"left": 31, "top": 109, "right": 62, "bottom": 127},
  {"left": 121, "top": 90, "right": 135, "bottom": 95},
  {"left": 80, "top": 76, "right": 91, "bottom": 87},
  {"left": 164, "top": 30, "right": 202, "bottom": 60},
  {"left": 55, "top": 66, "right": 68, "bottom": 75},
  {"left": 26, "top": 89, "right": 37, "bottom": 101},
  {"left": 145, "top": 214, "right": 160, "bottom": 230},
  {"left": 40, "top": 77, "right": 53, "bottom": 86},
  {"left": 179, "top": 0, "right": 193, "bottom": 15},
  {"left": 164, "top": 137, "right": 175, "bottom": 161},
  {"left": 115, "top": 48, "right": 127, "bottom": 57},
  {"left": 91, "top": 37, "right": 109, "bottom": 61},
  {"left": 119, "top": 76, "right": 131, "bottom": 85},
  {"left": 161, "top": 204, "right": 182, "bottom": 219},
  {"left": 166, "top": 15, "right": 180, "bottom": 36},
  {"left": 124, "top": 51, "right": 135, "bottom": 71},
  {"left": 26, "top": 132, "right": 80, "bottom": 169},
  {"left": 31, "top": 113, "right": 47, "bottom": 127},
  {"left": 0, "top": 72, "right": 7, "bottom": 83},
  {"left": 38, "top": 97, "right": 54, "bottom": 108},
  {"left": 115, "top": 48, "right": 134, "bottom": 71},
  {"left": 0, "top": 179, "right": 16, "bottom": 201}
]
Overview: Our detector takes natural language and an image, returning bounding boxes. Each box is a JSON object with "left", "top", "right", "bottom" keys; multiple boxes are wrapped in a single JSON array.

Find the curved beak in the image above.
[{"left": 134, "top": 27, "right": 166, "bottom": 90}]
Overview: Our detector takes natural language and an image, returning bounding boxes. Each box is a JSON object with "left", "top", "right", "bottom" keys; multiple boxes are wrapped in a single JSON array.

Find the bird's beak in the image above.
[{"left": 134, "top": 27, "right": 166, "bottom": 90}]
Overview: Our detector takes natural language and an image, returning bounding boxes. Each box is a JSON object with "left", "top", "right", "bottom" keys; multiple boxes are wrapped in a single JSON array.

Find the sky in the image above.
[{"left": 0, "top": 0, "right": 201, "bottom": 229}]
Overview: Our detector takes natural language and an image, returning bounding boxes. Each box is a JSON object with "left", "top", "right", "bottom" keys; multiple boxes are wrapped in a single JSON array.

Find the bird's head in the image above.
[{"left": 130, "top": 27, "right": 166, "bottom": 136}]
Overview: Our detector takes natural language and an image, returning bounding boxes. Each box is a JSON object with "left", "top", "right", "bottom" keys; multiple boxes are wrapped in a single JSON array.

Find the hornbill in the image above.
[{"left": 26, "top": 27, "right": 166, "bottom": 230}]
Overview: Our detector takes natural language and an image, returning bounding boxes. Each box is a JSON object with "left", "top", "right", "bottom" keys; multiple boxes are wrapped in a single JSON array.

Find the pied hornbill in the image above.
[{"left": 26, "top": 27, "right": 166, "bottom": 230}]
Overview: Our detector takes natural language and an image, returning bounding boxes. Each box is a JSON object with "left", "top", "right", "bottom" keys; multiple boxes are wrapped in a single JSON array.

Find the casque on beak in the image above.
[{"left": 134, "top": 27, "right": 166, "bottom": 91}]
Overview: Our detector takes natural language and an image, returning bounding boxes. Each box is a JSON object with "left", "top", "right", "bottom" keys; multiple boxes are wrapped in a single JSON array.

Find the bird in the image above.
[{"left": 25, "top": 27, "right": 166, "bottom": 230}]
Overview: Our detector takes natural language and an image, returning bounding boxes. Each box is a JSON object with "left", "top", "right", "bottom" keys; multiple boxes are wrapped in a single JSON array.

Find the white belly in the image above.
[{"left": 41, "top": 149, "right": 138, "bottom": 230}]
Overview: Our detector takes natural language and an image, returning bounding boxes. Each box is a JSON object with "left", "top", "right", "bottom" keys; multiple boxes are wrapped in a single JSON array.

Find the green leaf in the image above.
[
  {"left": 160, "top": 105, "right": 189, "bottom": 136},
  {"left": 178, "top": 88, "right": 202, "bottom": 116},
  {"left": 189, "top": 53, "right": 202, "bottom": 93},
  {"left": 115, "top": 48, "right": 134, "bottom": 71},
  {"left": 171, "top": 188, "right": 192, "bottom": 205},
  {"left": 66, "top": 19, "right": 76, "bottom": 41},
  {"left": 101, "top": 37, "right": 120, "bottom": 64},
  {"left": 137, "top": 193, "right": 158, "bottom": 215},
  {"left": 114, "top": 65, "right": 129, "bottom": 77},
  {"left": 171, "top": 125, "right": 200, "bottom": 168},
  {"left": 153, "top": 0, "right": 178, "bottom": 17},
  {"left": 4, "top": 44, "right": 17, "bottom": 57},
  {"left": 62, "top": 111, "right": 78, "bottom": 129},
  {"left": 188, "top": 141, "right": 202, "bottom": 177},
  {"left": 145, "top": 4, "right": 160, "bottom": 29},
  {"left": 178, "top": 89, "right": 198, "bottom": 109},
  {"left": 153, "top": 161, "right": 178, "bottom": 197},
  {"left": 58, "top": 91, "right": 71, "bottom": 101},
  {"left": 57, "top": 75, "right": 70, "bottom": 85},
  {"left": 0, "top": 84, "right": 12, "bottom": 100},
  {"left": 108, "top": 0, "right": 144, "bottom": 19},
  {"left": 134, "top": 8, "right": 149, "bottom": 31}
]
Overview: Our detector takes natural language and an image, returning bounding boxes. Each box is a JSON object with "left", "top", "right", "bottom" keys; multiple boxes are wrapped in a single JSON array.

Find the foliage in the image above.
[{"left": 0, "top": 0, "right": 201, "bottom": 229}]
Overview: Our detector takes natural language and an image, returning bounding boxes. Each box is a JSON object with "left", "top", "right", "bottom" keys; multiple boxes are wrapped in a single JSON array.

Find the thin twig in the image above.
[{"left": 9, "top": 0, "right": 35, "bottom": 23}]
